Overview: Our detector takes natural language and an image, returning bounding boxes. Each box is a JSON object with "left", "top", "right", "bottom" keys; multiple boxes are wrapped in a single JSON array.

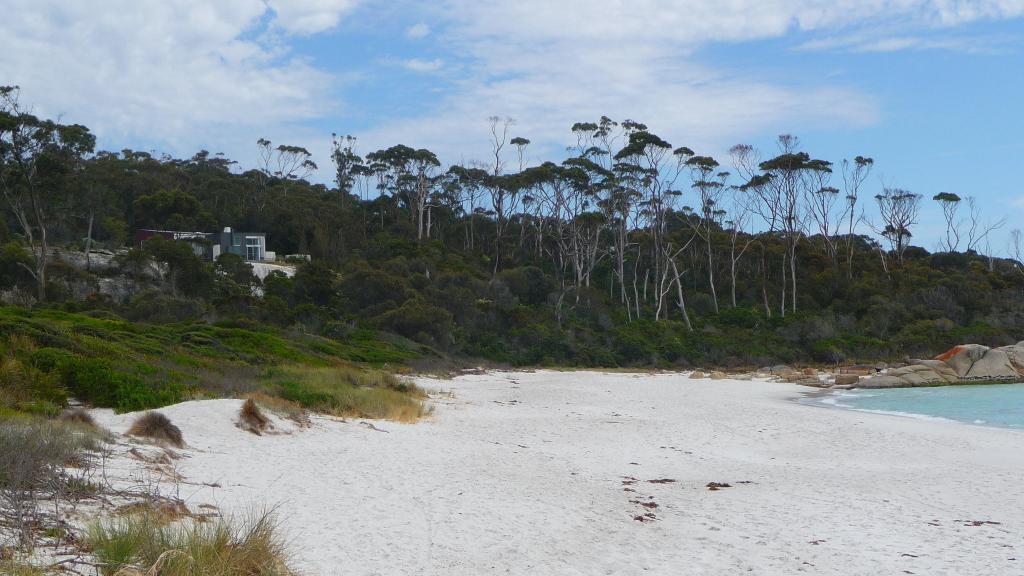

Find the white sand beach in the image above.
[{"left": 92, "top": 372, "right": 1024, "bottom": 575}]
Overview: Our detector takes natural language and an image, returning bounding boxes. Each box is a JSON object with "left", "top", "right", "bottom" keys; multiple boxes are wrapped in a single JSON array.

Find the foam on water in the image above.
[{"left": 807, "top": 383, "right": 1024, "bottom": 429}]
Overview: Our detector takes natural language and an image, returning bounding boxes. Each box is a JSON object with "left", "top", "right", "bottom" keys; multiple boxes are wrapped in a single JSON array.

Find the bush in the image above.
[
  {"left": 127, "top": 412, "right": 185, "bottom": 448},
  {"left": 375, "top": 301, "right": 453, "bottom": 343},
  {"left": 58, "top": 358, "right": 188, "bottom": 413},
  {"left": 123, "top": 290, "right": 207, "bottom": 323}
]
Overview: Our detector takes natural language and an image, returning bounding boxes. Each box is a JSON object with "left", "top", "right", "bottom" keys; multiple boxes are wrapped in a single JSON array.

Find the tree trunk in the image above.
[
  {"left": 84, "top": 211, "right": 94, "bottom": 272},
  {"left": 670, "top": 258, "right": 693, "bottom": 331}
]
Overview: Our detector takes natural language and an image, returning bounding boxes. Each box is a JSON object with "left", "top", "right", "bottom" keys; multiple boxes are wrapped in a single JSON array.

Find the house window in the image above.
[{"left": 245, "top": 236, "right": 262, "bottom": 261}]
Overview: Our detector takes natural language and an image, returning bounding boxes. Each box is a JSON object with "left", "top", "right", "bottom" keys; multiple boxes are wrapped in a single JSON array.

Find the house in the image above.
[
  {"left": 211, "top": 228, "right": 275, "bottom": 262},
  {"left": 134, "top": 227, "right": 276, "bottom": 263}
]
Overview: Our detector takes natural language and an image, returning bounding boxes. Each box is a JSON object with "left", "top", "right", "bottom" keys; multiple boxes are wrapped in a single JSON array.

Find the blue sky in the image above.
[{"left": 2, "top": 0, "right": 1023, "bottom": 250}]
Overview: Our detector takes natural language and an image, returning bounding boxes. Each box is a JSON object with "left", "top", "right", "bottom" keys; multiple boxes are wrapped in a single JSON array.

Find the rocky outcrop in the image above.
[{"left": 859, "top": 342, "right": 1024, "bottom": 388}]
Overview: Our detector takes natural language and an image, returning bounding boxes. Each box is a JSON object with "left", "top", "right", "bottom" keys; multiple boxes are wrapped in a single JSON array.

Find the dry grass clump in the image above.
[
  {"left": 245, "top": 393, "right": 310, "bottom": 427},
  {"left": 265, "top": 365, "right": 427, "bottom": 423},
  {"left": 237, "top": 399, "right": 271, "bottom": 435},
  {"left": 87, "top": 509, "right": 296, "bottom": 576},
  {"left": 127, "top": 412, "right": 184, "bottom": 448},
  {"left": 58, "top": 407, "right": 98, "bottom": 428}
]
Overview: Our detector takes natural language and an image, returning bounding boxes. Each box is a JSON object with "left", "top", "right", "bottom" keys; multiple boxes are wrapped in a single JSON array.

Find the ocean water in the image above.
[{"left": 810, "top": 383, "right": 1024, "bottom": 429}]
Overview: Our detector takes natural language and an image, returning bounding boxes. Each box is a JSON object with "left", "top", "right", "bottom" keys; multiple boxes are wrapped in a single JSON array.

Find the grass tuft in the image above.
[
  {"left": 238, "top": 398, "right": 271, "bottom": 435},
  {"left": 58, "top": 407, "right": 98, "bottom": 428},
  {"left": 127, "top": 412, "right": 184, "bottom": 448},
  {"left": 87, "top": 508, "right": 296, "bottom": 576}
]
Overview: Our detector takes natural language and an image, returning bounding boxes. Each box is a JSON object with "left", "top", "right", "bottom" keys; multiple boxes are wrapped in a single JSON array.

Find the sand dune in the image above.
[{"left": 92, "top": 372, "right": 1024, "bottom": 575}]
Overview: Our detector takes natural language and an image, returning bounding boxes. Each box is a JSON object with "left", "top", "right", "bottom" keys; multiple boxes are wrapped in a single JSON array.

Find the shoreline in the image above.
[{"left": 801, "top": 381, "right": 1024, "bottom": 431}]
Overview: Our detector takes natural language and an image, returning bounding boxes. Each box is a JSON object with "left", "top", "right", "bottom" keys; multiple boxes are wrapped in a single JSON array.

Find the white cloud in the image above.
[
  {"left": 401, "top": 58, "right": 444, "bottom": 73},
  {"left": 0, "top": 0, "right": 355, "bottom": 164},
  {"left": 267, "top": 0, "right": 360, "bottom": 35},
  {"left": 406, "top": 22, "right": 431, "bottom": 39},
  {"left": 359, "top": 0, "right": 1023, "bottom": 164},
  {"left": 2, "top": 0, "right": 1021, "bottom": 181}
]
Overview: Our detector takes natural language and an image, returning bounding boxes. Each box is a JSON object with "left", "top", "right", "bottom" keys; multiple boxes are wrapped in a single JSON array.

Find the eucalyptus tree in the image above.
[
  {"left": 874, "top": 188, "right": 921, "bottom": 264},
  {"left": 612, "top": 128, "right": 692, "bottom": 323},
  {"left": 570, "top": 117, "right": 640, "bottom": 315},
  {"left": 724, "top": 186, "right": 755, "bottom": 308},
  {"left": 805, "top": 180, "right": 841, "bottom": 269},
  {"left": 251, "top": 138, "right": 317, "bottom": 212},
  {"left": 445, "top": 164, "right": 490, "bottom": 251},
  {"left": 740, "top": 135, "right": 831, "bottom": 315},
  {"left": 731, "top": 143, "right": 775, "bottom": 317},
  {"left": 840, "top": 156, "right": 873, "bottom": 277},
  {"left": 685, "top": 155, "right": 728, "bottom": 313},
  {"left": 330, "top": 133, "right": 366, "bottom": 196},
  {"left": 0, "top": 86, "right": 96, "bottom": 300},
  {"left": 933, "top": 192, "right": 962, "bottom": 252},
  {"left": 366, "top": 145, "right": 441, "bottom": 242}
]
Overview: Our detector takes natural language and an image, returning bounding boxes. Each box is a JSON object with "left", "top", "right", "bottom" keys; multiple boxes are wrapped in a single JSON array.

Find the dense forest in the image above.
[{"left": 3, "top": 85, "right": 1023, "bottom": 368}]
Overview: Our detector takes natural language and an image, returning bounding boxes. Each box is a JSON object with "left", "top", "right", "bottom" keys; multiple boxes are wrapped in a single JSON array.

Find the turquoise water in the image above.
[{"left": 812, "top": 383, "right": 1024, "bottom": 429}]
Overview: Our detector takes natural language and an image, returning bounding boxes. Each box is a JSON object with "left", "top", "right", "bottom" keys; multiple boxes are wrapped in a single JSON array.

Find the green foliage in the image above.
[
  {"left": 0, "top": 306, "right": 418, "bottom": 416},
  {"left": 133, "top": 188, "right": 215, "bottom": 231}
]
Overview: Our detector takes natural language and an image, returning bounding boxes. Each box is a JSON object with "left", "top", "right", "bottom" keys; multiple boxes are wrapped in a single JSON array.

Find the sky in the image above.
[{"left": 2, "top": 0, "right": 1023, "bottom": 251}]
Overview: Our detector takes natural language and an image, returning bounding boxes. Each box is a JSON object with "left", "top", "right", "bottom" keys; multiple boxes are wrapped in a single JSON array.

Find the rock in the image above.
[
  {"left": 965, "top": 348, "right": 1020, "bottom": 380},
  {"left": 830, "top": 384, "right": 854, "bottom": 390},
  {"left": 908, "top": 359, "right": 959, "bottom": 382},
  {"left": 834, "top": 374, "right": 860, "bottom": 386},
  {"left": 935, "top": 344, "right": 990, "bottom": 378},
  {"left": 794, "top": 376, "right": 825, "bottom": 388},
  {"left": 768, "top": 365, "right": 793, "bottom": 375},
  {"left": 839, "top": 366, "right": 874, "bottom": 376},
  {"left": 858, "top": 375, "right": 908, "bottom": 388},
  {"left": 733, "top": 373, "right": 753, "bottom": 381},
  {"left": 689, "top": 371, "right": 705, "bottom": 379},
  {"left": 802, "top": 367, "right": 817, "bottom": 376},
  {"left": 709, "top": 371, "right": 726, "bottom": 380}
]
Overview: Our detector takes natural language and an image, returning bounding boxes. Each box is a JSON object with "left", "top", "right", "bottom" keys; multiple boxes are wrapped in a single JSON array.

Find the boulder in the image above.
[
  {"left": 709, "top": 371, "right": 727, "bottom": 380},
  {"left": 858, "top": 374, "right": 908, "bottom": 388},
  {"left": 732, "top": 373, "right": 753, "bottom": 381},
  {"left": 794, "top": 376, "right": 826, "bottom": 388},
  {"left": 908, "top": 359, "right": 959, "bottom": 382},
  {"left": 689, "top": 371, "right": 706, "bottom": 379},
  {"left": 965, "top": 348, "right": 1020, "bottom": 380},
  {"left": 935, "top": 344, "right": 989, "bottom": 378},
  {"left": 834, "top": 374, "right": 860, "bottom": 386},
  {"left": 802, "top": 367, "right": 817, "bottom": 376}
]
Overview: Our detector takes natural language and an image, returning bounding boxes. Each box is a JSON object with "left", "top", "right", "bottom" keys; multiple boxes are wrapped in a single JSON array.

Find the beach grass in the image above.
[
  {"left": 262, "top": 364, "right": 427, "bottom": 422},
  {"left": 86, "top": 508, "right": 295, "bottom": 576}
]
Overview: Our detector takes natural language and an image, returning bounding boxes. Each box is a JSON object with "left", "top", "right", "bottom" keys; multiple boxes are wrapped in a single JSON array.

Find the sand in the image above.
[{"left": 91, "top": 372, "right": 1024, "bottom": 575}]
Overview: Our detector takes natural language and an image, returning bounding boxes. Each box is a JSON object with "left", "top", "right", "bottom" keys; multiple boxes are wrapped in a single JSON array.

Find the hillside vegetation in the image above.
[
  {"left": 1, "top": 85, "right": 1023, "bottom": 382},
  {"left": 0, "top": 306, "right": 423, "bottom": 419}
]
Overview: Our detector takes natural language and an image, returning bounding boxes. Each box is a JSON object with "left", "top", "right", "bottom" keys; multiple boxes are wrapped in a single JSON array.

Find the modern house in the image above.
[
  {"left": 211, "top": 228, "right": 273, "bottom": 262},
  {"left": 134, "top": 227, "right": 276, "bottom": 262}
]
